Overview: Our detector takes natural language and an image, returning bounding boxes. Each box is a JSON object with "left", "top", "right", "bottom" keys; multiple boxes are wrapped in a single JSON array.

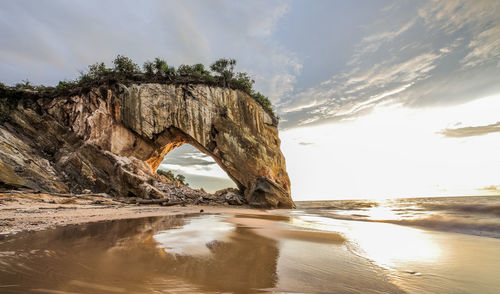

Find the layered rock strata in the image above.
[{"left": 0, "top": 83, "right": 294, "bottom": 208}]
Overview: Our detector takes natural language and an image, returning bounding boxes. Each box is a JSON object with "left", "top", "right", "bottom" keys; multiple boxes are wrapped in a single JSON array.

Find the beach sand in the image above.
[
  {"left": 0, "top": 206, "right": 403, "bottom": 293},
  {"left": 0, "top": 192, "right": 262, "bottom": 234},
  {"left": 2, "top": 194, "right": 499, "bottom": 293}
]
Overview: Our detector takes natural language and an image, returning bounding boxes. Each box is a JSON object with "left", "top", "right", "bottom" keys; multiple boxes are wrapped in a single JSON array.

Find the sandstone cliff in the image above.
[{"left": 0, "top": 83, "right": 294, "bottom": 208}]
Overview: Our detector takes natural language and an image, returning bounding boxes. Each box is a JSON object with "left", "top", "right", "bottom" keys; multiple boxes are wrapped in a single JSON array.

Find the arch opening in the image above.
[{"left": 155, "top": 144, "right": 238, "bottom": 193}]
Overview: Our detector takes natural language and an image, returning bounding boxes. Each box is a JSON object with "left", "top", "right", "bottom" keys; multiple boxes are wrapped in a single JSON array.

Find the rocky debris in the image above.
[
  {"left": 214, "top": 188, "right": 241, "bottom": 197},
  {"left": 214, "top": 188, "right": 246, "bottom": 206},
  {"left": 0, "top": 187, "right": 246, "bottom": 210},
  {"left": 0, "top": 83, "right": 294, "bottom": 208},
  {"left": 0, "top": 191, "right": 260, "bottom": 234},
  {"left": 225, "top": 193, "right": 244, "bottom": 205}
]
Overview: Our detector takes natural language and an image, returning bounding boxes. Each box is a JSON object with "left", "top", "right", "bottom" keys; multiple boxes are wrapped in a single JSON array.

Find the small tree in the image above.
[
  {"left": 178, "top": 63, "right": 211, "bottom": 79},
  {"left": 157, "top": 169, "right": 175, "bottom": 181},
  {"left": 112, "top": 55, "right": 139, "bottom": 75},
  {"left": 175, "top": 174, "right": 187, "bottom": 185},
  {"left": 55, "top": 80, "right": 76, "bottom": 93},
  {"left": 210, "top": 58, "right": 236, "bottom": 87},
  {"left": 143, "top": 58, "right": 176, "bottom": 78},
  {"left": 88, "top": 62, "right": 110, "bottom": 79},
  {"left": 233, "top": 72, "right": 254, "bottom": 94},
  {"left": 153, "top": 58, "right": 168, "bottom": 76},
  {"left": 143, "top": 61, "right": 155, "bottom": 76},
  {"left": 15, "top": 79, "right": 34, "bottom": 90}
]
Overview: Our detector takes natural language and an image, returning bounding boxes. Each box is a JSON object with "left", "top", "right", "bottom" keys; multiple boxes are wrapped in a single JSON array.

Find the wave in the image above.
[
  {"left": 419, "top": 203, "right": 500, "bottom": 216},
  {"left": 384, "top": 215, "right": 500, "bottom": 238},
  {"left": 296, "top": 200, "right": 379, "bottom": 210},
  {"left": 313, "top": 212, "right": 500, "bottom": 238}
]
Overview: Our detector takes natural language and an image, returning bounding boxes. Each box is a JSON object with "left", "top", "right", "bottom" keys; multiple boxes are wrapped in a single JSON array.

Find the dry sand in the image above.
[{"left": 0, "top": 192, "right": 267, "bottom": 234}]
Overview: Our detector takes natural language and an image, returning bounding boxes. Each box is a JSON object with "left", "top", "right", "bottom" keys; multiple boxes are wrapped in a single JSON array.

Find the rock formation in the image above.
[{"left": 0, "top": 83, "right": 294, "bottom": 208}]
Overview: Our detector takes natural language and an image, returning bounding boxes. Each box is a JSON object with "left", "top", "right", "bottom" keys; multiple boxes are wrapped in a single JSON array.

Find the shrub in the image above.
[
  {"left": 15, "top": 80, "right": 35, "bottom": 90},
  {"left": 232, "top": 72, "right": 254, "bottom": 94},
  {"left": 88, "top": 62, "right": 110, "bottom": 79},
  {"left": 175, "top": 174, "right": 187, "bottom": 186},
  {"left": 252, "top": 91, "right": 273, "bottom": 114},
  {"left": 112, "top": 55, "right": 139, "bottom": 75},
  {"left": 210, "top": 58, "right": 236, "bottom": 87},
  {"left": 178, "top": 63, "right": 211, "bottom": 79},
  {"left": 157, "top": 169, "right": 175, "bottom": 181},
  {"left": 78, "top": 73, "right": 94, "bottom": 86},
  {"left": 55, "top": 80, "right": 77, "bottom": 95},
  {"left": 143, "top": 58, "right": 176, "bottom": 78},
  {"left": 157, "top": 169, "right": 188, "bottom": 186},
  {"left": 220, "top": 104, "right": 228, "bottom": 118},
  {"left": 2, "top": 56, "right": 279, "bottom": 120},
  {"left": 153, "top": 58, "right": 169, "bottom": 76},
  {"left": 143, "top": 61, "right": 155, "bottom": 76}
]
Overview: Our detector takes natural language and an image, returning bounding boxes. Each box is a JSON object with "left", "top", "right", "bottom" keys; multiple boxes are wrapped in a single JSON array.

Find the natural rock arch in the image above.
[
  {"left": 44, "top": 83, "right": 294, "bottom": 208},
  {"left": 158, "top": 142, "right": 238, "bottom": 192},
  {"left": 151, "top": 135, "right": 239, "bottom": 191}
]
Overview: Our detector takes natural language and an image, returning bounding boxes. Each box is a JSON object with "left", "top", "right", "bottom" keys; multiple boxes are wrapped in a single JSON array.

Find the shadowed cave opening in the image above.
[{"left": 156, "top": 144, "right": 237, "bottom": 193}]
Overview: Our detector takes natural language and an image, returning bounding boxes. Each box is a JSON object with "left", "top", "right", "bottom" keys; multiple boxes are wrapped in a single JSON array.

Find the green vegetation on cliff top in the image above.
[
  {"left": 156, "top": 169, "right": 188, "bottom": 186},
  {"left": 0, "top": 55, "right": 277, "bottom": 117}
]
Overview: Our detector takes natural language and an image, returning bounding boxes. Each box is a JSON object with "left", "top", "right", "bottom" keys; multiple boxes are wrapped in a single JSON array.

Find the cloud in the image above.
[
  {"left": 0, "top": 0, "right": 299, "bottom": 103},
  {"left": 478, "top": 185, "right": 500, "bottom": 193},
  {"left": 418, "top": 0, "right": 498, "bottom": 34},
  {"left": 439, "top": 121, "right": 500, "bottom": 138},
  {"left": 281, "top": 96, "right": 327, "bottom": 113},
  {"left": 418, "top": 0, "right": 500, "bottom": 68},
  {"left": 279, "top": 0, "right": 500, "bottom": 129},
  {"left": 363, "top": 19, "right": 415, "bottom": 43},
  {"left": 462, "top": 25, "right": 500, "bottom": 68},
  {"left": 333, "top": 83, "right": 414, "bottom": 117},
  {"left": 164, "top": 153, "right": 216, "bottom": 167},
  {"left": 279, "top": 51, "right": 439, "bottom": 127},
  {"left": 350, "top": 18, "right": 416, "bottom": 63}
]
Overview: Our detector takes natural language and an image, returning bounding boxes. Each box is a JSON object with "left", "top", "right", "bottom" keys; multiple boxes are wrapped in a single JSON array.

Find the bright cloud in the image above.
[
  {"left": 281, "top": 94, "right": 500, "bottom": 200},
  {"left": 278, "top": 0, "right": 500, "bottom": 130}
]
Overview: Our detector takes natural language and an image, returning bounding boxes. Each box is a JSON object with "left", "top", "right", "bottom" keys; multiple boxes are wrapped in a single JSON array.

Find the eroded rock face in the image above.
[{"left": 0, "top": 83, "right": 294, "bottom": 208}]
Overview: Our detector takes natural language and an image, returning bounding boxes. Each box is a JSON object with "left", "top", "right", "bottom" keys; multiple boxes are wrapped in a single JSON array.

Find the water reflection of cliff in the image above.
[{"left": 0, "top": 215, "right": 279, "bottom": 293}]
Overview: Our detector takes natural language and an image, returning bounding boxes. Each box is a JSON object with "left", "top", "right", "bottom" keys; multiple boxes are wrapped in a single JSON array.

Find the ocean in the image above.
[
  {"left": 295, "top": 195, "right": 500, "bottom": 238},
  {"left": 292, "top": 196, "right": 500, "bottom": 293},
  {"left": 0, "top": 195, "right": 499, "bottom": 293}
]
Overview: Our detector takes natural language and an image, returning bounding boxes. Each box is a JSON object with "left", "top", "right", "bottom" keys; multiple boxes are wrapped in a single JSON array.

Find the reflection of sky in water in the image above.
[
  {"left": 154, "top": 215, "right": 234, "bottom": 256},
  {"left": 347, "top": 222, "right": 441, "bottom": 269},
  {"left": 324, "top": 199, "right": 430, "bottom": 221},
  {"left": 292, "top": 215, "right": 441, "bottom": 270}
]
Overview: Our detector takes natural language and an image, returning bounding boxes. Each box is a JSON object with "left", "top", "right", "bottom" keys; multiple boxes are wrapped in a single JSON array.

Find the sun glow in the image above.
[
  {"left": 292, "top": 214, "right": 441, "bottom": 270},
  {"left": 348, "top": 222, "right": 441, "bottom": 269},
  {"left": 281, "top": 94, "right": 500, "bottom": 200}
]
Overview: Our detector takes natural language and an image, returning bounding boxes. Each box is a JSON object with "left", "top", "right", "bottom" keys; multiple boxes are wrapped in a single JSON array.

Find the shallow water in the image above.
[
  {"left": 0, "top": 196, "right": 499, "bottom": 293},
  {"left": 294, "top": 196, "right": 500, "bottom": 293},
  {"left": 295, "top": 196, "right": 500, "bottom": 238}
]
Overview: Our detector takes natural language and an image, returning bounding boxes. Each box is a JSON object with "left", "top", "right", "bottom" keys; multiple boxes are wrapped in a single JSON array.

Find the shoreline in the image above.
[{"left": 0, "top": 192, "right": 269, "bottom": 234}]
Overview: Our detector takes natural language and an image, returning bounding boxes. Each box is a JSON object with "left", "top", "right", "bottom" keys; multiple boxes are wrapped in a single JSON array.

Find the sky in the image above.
[{"left": 1, "top": 0, "right": 499, "bottom": 200}]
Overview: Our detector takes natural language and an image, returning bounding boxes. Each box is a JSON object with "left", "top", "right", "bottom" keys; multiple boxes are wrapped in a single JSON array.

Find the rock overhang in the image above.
[{"left": 0, "top": 82, "right": 294, "bottom": 208}]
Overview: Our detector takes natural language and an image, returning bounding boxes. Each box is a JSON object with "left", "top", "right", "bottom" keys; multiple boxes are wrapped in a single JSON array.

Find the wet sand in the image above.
[
  {"left": 0, "top": 212, "right": 403, "bottom": 293},
  {"left": 0, "top": 192, "right": 262, "bottom": 234},
  {"left": 3, "top": 195, "right": 499, "bottom": 293}
]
